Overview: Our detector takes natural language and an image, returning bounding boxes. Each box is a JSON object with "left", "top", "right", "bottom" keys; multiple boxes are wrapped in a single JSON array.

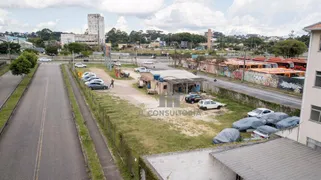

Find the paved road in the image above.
[
  {"left": 0, "top": 64, "right": 88, "bottom": 180},
  {"left": 0, "top": 71, "right": 23, "bottom": 108},
  {"left": 198, "top": 74, "right": 302, "bottom": 109},
  {"left": 151, "top": 62, "right": 302, "bottom": 109}
]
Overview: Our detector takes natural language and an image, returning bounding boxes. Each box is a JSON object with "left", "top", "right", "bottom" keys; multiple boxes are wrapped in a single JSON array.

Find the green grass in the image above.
[
  {"left": 0, "top": 64, "right": 38, "bottom": 131},
  {"left": 61, "top": 65, "right": 105, "bottom": 180},
  {"left": 71, "top": 67, "right": 257, "bottom": 179},
  {"left": 0, "top": 64, "right": 10, "bottom": 77}
]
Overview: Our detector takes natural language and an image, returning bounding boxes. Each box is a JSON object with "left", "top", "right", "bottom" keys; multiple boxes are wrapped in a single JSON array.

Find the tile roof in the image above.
[
  {"left": 212, "top": 138, "right": 321, "bottom": 180},
  {"left": 304, "top": 22, "right": 321, "bottom": 31}
]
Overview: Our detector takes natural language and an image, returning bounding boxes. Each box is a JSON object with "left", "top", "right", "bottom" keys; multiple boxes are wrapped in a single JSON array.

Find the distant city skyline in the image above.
[{"left": 1, "top": 0, "right": 320, "bottom": 36}]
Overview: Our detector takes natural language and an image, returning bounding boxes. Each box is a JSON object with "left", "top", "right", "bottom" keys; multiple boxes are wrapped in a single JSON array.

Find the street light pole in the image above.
[
  {"left": 242, "top": 48, "right": 246, "bottom": 82},
  {"left": 72, "top": 50, "right": 75, "bottom": 71}
]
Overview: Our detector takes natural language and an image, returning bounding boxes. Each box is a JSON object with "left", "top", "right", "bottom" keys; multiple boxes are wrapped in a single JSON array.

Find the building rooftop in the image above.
[
  {"left": 224, "top": 59, "right": 272, "bottom": 66},
  {"left": 151, "top": 70, "right": 199, "bottom": 80},
  {"left": 249, "top": 68, "right": 305, "bottom": 75},
  {"left": 212, "top": 138, "right": 321, "bottom": 180},
  {"left": 304, "top": 22, "right": 321, "bottom": 31}
]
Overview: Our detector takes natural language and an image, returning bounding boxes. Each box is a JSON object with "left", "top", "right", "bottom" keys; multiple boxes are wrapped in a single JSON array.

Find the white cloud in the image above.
[
  {"left": 225, "top": 0, "right": 321, "bottom": 36},
  {"left": 144, "top": 0, "right": 321, "bottom": 36},
  {"left": 114, "top": 16, "right": 128, "bottom": 32},
  {"left": 0, "top": 0, "right": 164, "bottom": 16},
  {"left": 144, "top": 0, "right": 226, "bottom": 31}
]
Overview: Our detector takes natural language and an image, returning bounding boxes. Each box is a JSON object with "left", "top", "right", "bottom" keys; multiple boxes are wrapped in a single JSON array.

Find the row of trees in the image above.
[
  {"left": 10, "top": 51, "right": 37, "bottom": 75},
  {"left": 105, "top": 28, "right": 207, "bottom": 48}
]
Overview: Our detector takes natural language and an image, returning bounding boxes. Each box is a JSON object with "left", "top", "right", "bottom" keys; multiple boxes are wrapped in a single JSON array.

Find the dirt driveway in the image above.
[{"left": 90, "top": 67, "right": 227, "bottom": 137}]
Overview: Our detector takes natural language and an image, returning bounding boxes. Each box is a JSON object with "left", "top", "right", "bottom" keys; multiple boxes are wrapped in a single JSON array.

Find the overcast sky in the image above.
[{"left": 0, "top": 0, "right": 320, "bottom": 36}]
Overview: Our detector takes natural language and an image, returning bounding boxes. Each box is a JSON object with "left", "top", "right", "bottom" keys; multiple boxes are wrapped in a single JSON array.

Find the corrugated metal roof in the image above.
[{"left": 212, "top": 138, "right": 321, "bottom": 180}]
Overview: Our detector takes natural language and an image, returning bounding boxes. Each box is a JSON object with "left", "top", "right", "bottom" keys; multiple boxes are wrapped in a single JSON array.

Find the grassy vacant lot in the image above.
[
  {"left": 61, "top": 65, "right": 104, "bottom": 180},
  {"left": 72, "top": 66, "right": 254, "bottom": 178},
  {"left": 0, "top": 64, "right": 10, "bottom": 77},
  {"left": 84, "top": 88, "right": 253, "bottom": 155},
  {"left": 0, "top": 64, "right": 38, "bottom": 130}
]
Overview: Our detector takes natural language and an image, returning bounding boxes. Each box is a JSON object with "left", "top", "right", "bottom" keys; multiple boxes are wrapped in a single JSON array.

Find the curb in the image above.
[
  {"left": 0, "top": 64, "right": 40, "bottom": 137},
  {"left": 0, "top": 75, "right": 24, "bottom": 110},
  {"left": 60, "top": 65, "right": 91, "bottom": 179}
]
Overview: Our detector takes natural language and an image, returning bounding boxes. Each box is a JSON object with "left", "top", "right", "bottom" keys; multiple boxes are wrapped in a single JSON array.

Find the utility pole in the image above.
[
  {"left": 97, "top": 14, "right": 100, "bottom": 48},
  {"left": 242, "top": 48, "right": 246, "bottom": 82},
  {"left": 72, "top": 50, "right": 75, "bottom": 71}
]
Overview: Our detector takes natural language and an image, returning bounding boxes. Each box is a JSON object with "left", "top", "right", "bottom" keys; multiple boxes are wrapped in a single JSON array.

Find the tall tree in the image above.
[
  {"left": 273, "top": 39, "right": 307, "bottom": 58},
  {"left": 10, "top": 56, "right": 32, "bottom": 75},
  {"left": 21, "top": 51, "right": 37, "bottom": 68}
]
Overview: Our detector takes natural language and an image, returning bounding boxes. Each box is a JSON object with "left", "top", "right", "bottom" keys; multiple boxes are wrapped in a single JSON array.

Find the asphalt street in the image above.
[
  {"left": 0, "top": 64, "right": 88, "bottom": 180},
  {"left": 0, "top": 71, "right": 23, "bottom": 109}
]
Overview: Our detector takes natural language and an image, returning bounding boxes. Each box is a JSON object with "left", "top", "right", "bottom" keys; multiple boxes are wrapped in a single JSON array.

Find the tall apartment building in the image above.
[
  {"left": 88, "top": 14, "right": 105, "bottom": 44},
  {"left": 298, "top": 22, "right": 321, "bottom": 149},
  {"left": 60, "top": 14, "right": 105, "bottom": 47}
]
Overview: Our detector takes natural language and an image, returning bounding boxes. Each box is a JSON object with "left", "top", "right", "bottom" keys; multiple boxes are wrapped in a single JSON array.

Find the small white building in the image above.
[{"left": 298, "top": 22, "right": 321, "bottom": 146}]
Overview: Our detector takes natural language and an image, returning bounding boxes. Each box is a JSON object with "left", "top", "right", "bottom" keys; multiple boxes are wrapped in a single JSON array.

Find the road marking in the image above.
[{"left": 33, "top": 78, "right": 49, "bottom": 180}]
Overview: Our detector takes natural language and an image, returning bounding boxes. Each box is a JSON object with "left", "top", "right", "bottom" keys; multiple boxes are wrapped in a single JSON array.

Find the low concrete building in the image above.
[{"left": 140, "top": 70, "right": 204, "bottom": 95}]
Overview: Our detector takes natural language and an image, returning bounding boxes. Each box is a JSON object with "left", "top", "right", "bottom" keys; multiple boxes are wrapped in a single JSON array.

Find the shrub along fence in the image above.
[{"left": 70, "top": 68, "right": 138, "bottom": 179}]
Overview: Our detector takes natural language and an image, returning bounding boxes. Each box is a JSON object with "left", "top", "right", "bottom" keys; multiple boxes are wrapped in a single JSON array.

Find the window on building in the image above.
[
  {"left": 236, "top": 174, "right": 243, "bottom": 180},
  {"left": 315, "top": 71, "right": 321, "bottom": 87},
  {"left": 307, "top": 137, "right": 321, "bottom": 152},
  {"left": 310, "top": 105, "right": 321, "bottom": 122},
  {"left": 163, "top": 85, "right": 167, "bottom": 89}
]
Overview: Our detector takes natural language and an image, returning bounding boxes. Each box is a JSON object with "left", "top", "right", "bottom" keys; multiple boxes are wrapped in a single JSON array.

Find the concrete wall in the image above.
[
  {"left": 183, "top": 60, "right": 304, "bottom": 94},
  {"left": 276, "top": 126, "right": 299, "bottom": 141},
  {"left": 299, "top": 30, "right": 321, "bottom": 144}
]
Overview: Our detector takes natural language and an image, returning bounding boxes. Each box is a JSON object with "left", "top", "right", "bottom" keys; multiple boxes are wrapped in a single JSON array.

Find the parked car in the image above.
[
  {"left": 85, "top": 79, "right": 104, "bottom": 85},
  {"left": 276, "top": 116, "right": 300, "bottom": 129},
  {"left": 75, "top": 62, "right": 87, "bottom": 68},
  {"left": 81, "top": 72, "right": 93, "bottom": 78},
  {"left": 247, "top": 108, "right": 274, "bottom": 118},
  {"left": 82, "top": 74, "right": 96, "bottom": 81},
  {"left": 232, "top": 117, "right": 266, "bottom": 131},
  {"left": 261, "top": 112, "right": 289, "bottom": 125},
  {"left": 213, "top": 128, "right": 240, "bottom": 144},
  {"left": 185, "top": 94, "right": 202, "bottom": 104},
  {"left": 251, "top": 125, "right": 278, "bottom": 139},
  {"left": 87, "top": 82, "right": 108, "bottom": 90},
  {"left": 84, "top": 76, "right": 99, "bottom": 82},
  {"left": 134, "top": 67, "right": 151, "bottom": 73},
  {"left": 198, "top": 99, "right": 225, "bottom": 110}
]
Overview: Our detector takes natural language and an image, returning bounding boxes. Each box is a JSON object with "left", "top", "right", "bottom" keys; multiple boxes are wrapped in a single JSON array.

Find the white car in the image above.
[
  {"left": 85, "top": 79, "right": 104, "bottom": 85},
  {"left": 198, "top": 99, "right": 226, "bottom": 110},
  {"left": 134, "top": 67, "right": 151, "bottom": 73},
  {"left": 143, "top": 61, "right": 154, "bottom": 64},
  {"left": 75, "top": 63, "right": 87, "bottom": 68},
  {"left": 247, "top": 108, "right": 274, "bottom": 118},
  {"left": 39, "top": 58, "right": 52, "bottom": 62},
  {"left": 82, "top": 73, "right": 96, "bottom": 81},
  {"left": 82, "top": 72, "right": 95, "bottom": 78}
]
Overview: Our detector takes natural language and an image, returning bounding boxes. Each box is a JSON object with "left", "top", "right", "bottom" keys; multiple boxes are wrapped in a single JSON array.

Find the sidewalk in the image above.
[{"left": 65, "top": 66, "right": 122, "bottom": 180}]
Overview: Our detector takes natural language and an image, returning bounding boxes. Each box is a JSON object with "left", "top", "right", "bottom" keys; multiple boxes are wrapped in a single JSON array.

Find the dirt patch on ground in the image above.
[{"left": 90, "top": 67, "right": 227, "bottom": 137}]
